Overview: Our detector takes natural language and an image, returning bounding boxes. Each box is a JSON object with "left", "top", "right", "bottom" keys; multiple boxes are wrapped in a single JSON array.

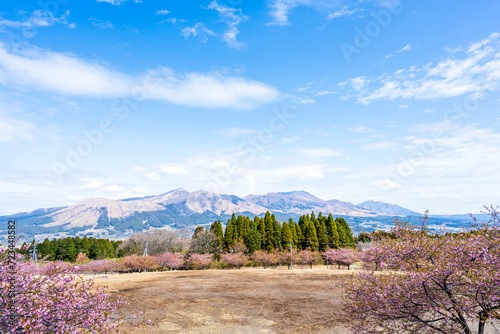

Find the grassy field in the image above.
[{"left": 93, "top": 266, "right": 353, "bottom": 333}]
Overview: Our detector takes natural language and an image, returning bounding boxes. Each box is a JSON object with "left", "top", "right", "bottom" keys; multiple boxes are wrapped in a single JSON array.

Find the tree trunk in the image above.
[{"left": 477, "top": 312, "right": 487, "bottom": 334}]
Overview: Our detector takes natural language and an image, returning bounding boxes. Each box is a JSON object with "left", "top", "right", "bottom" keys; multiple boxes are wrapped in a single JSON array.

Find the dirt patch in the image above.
[{"left": 93, "top": 267, "right": 354, "bottom": 333}]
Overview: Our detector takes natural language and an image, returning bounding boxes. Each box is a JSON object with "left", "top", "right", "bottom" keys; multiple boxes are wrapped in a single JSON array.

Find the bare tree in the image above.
[
  {"left": 118, "top": 228, "right": 189, "bottom": 256},
  {"left": 189, "top": 228, "right": 221, "bottom": 254}
]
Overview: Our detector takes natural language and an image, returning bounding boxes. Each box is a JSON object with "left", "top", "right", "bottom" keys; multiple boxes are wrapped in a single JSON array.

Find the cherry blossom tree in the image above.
[
  {"left": 324, "top": 247, "right": 360, "bottom": 270},
  {"left": 0, "top": 256, "right": 130, "bottom": 333},
  {"left": 278, "top": 249, "right": 297, "bottom": 269},
  {"left": 220, "top": 252, "right": 248, "bottom": 269},
  {"left": 120, "top": 255, "right": 157, "bottom": 273},
  {"left": 155, "top": 252, "right": 184, "bottom": 270},
  {"left": 79, "top": 259, "right": 123, "bottom": 274},
  {"left": 297, "top": 249, "right": 322, "bottom": 269},
  {"left": 342, "top": 208, "right": 500, "bottom": 334},
  {"left": 186, "top": 253, "right": 213, "bottom": 270},
  {"left": 251, "top": 250, "right": 277, "bottom": 269}
]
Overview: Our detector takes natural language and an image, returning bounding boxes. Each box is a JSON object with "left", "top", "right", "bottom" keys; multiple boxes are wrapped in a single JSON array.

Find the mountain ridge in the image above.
[{"left": 0, "top": 189, "right": 420, "bottom": 240}]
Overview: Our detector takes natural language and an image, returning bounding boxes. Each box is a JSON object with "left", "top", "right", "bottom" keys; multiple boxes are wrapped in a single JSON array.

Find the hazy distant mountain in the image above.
[
  {"left": 0, "top": 189, "right": 421, "bottom": 240},
  {"left": 244, "top": 191, "right": 376, "bottom": 216},
  {"left": 356, "top": 200, "right": 420, "bottom": 217}
]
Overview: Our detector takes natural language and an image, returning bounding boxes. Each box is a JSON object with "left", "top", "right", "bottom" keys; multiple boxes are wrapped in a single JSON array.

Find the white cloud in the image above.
[
  {"left": 96, "top": 0, "right": 127, "bottom": 5},
  {"left": 0, "top": 115, "right": 36, "bottom": 142},
  {"left": 297, "top": 148, "right": 342, "bottom": 158},
  {"left": 160, "top": 18, "right": 186, "bottom": 25},
  {"left": 315, "top": 90, "right": 336, "bottom": 96},
  {"left": 327, "top": 6, "right": 361, "bottom": 19},
  {"left": 181, "top": 22, "right": 217, "bottom": 43},
  {"left": 373, "top": 179, "right": 402, "bottom": 190},
  {"left": 341, "top": 33, "right": 500, "bottom": 103},
  {"left": 347, "top": 125, "right": 373, "bottom": 134},
  {"left": 208, "top": 1, "right": 249, "bottom": 49},
  {"left": 268, "top": 0, "right": 389, "bottom": 26},
  {"left": 363, "top": 141, "right": 397, "bottom": 150},
  {"left": 268, "top": 0, "right": 297, "bottom": 26},
  {"left": 276, "top": 164, "right": 326, "bottom": 179},
  {"left": 161, "top": 166, "right": 190, "bottom": 176},
  {"left": 146, "top": 173, "right": 160, "bottom": 180},
  {"left": 0, "top": 10, "right": 74, "bottom": 37},
  {"left": 81, "top": 181, "right": 103, "bottom": 190},
  {"left": 132, "top": 166, "right": 146, "bottom": 172},
  {"left": 105, "top": 185, "right": 123, "bottom": 192},
  {"left": 89, "top": 17, "right": 114, "bottom": 29},
  {"left": 280, "top": 136, "right": 301, "bottom": 143},
  {"left": 385, "top": 43, "right": 412, "bottom": 59},
  {"left": 156, "top": 9, "right": 170, "bottom": 15},
  {"left": 0, "top": 43, "right": 280, "bottom": 109},
  {"left": 216, "top": 127, "right": 258, "bottom": 137}
]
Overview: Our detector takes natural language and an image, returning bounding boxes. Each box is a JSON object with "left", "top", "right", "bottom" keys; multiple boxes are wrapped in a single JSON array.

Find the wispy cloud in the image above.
[
  {"left": 105, "top": 185, "right": 123, "bottom": 192},
  {"left": 0, "top": 43, "right": 280, "bottom": 109},
  {"left": 216, "top": 127, "right": 258, "bottom": 137},
  {"left": 208, "top": 1, "right": 249, "bottom": 49},
  {"left": 156, "top": 9, "right": 170, "bottom": 15},
  {"left": 297, "top": 148, "right": 342, "bottom": 158},
  {"left": 0, "top": 10, "right": 75, "bottom": 37},
  {"left": 363, "top": 141, "right": 397, "bottom": 150},
  {"left": 268, "top": 0, "right": 387, "bottom": 26},
  {"left": 0, "top": 115, "right": 36, "bottom": 142},
  {"left": 181, "top": 22, "right": 217, "bottom": 43},
  {"left": 96, "top": 0, "right": 127, "bottom": 5},
  {"left": 327, "top": 6, "right": 362, "bottom": 19},
  {"left": 160, "top": 18, "right": 186, "bottom": 25},
  {"left": 161, "top": 166, "right": 190, "bottom": 176},
  {"left": 268, "top": 0, "right": 298, "bottom": 26},
  {"left": 89, "top": 17, "right": 114, "bottom": 29},
  {"left": 341, "top": 33, "right": 500, "bottom": 103},
  {"left": 384, "top": 43, "right": 412, "bottom": 59},
  {"left": 347, "top": 125, "right": 373, "bottom": 134},
  {"left": 280, "top": 136, "right": 301, "bottom": 143},
  {"left": 81, "top": 181, "right": 103, "bottom": 190}
]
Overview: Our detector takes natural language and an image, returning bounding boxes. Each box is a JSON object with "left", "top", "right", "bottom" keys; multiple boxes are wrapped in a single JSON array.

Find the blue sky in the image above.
[{"left": 1, "top": 0, "right": 499, "bottom": 215}]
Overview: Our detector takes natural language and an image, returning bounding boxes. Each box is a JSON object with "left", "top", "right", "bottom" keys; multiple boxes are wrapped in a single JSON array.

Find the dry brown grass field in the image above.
[{"left": 93, "top": 266, "right": 353, "bottom": 333}]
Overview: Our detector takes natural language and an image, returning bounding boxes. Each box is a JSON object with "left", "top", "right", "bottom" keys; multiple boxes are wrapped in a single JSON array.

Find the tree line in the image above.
[
  {"left": 192, "top": 211, "right": 355, "bottom": 254},
  {"left": 20, "top": 236, "right": 122, "bottom": 262}
]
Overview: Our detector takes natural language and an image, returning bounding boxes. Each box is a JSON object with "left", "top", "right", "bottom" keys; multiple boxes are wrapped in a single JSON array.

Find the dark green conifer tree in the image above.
[
  {"left": 273, "top": 220, "right": 282, "bottom": 251},
  {"left": 281, "top": 222, "right": 292, "bottom": 250},
  {"left": 288, "top": 218, "right": 298, "bottom": 248},
  {"left": 326, "top": 214, "right": 340, "bottom": 248},
  {"left": 264, "top": 211, "right": 275, "bottom": 252},
  {"left": 65, "top": 238, "right": 77, "bottom": 262},
  {"left": 296, "top": 223, "right": 304, "bottom": 250},
  {"left": 245, "top": 220, "right": 261, "bottom": 253},
  {"left": 315, "top": 217, "right": 329, "bottom": 252},
  {"left": 210, "top": 219, "right": 224, "bottom": 248},
  {"left": 336, "top": 217, "right": 355, "bottom": 247},
  {"left": 223, "top": 218, "right": 235, "bottom": 251}
]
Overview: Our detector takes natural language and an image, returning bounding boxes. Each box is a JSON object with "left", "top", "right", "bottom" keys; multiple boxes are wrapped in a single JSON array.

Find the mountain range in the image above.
[{"left": 0, "top": 188, "right": 423, "bottom": 241}]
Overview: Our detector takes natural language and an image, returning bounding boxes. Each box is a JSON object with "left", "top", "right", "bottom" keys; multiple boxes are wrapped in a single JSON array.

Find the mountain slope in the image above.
[{"left": 356, "top": 200, "right": 420, "bottom": 217}]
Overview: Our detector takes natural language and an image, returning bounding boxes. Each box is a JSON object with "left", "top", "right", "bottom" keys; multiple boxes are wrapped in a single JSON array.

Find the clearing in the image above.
[{"left": 93, "top": 266, "right": 352, "bottom": 333}]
